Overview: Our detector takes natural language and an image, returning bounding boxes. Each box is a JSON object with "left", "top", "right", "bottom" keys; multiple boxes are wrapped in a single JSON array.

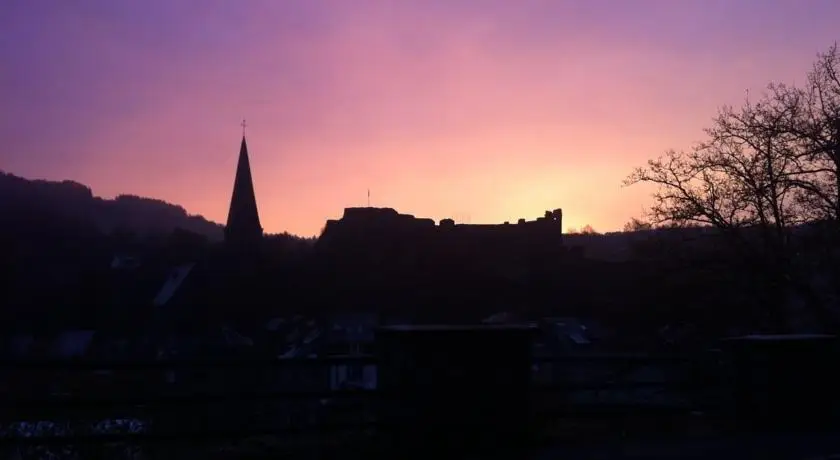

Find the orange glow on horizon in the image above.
[{"left": 2, "top": 2, "right": 837, "bottom": 237}]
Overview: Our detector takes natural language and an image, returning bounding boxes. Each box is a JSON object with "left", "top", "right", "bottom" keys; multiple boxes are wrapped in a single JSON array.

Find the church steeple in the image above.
[{"left": 224, "top": 130, "right": 263, "bottom": 246}]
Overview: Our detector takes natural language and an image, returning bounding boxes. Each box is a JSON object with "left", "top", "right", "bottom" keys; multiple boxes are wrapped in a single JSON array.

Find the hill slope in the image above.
[{"left": 0, "top": 171, "right": 223, "bottom": 240}]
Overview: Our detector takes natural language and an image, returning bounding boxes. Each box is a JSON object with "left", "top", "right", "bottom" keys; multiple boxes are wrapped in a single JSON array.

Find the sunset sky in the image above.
[{"left": 2, "top": 1, "right": 838, "bottom": 237}]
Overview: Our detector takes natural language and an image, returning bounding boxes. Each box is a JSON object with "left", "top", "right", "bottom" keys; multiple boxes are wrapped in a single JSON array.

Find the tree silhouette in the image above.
[
  {"left": 624, "top": 43, "right": 840, "bottom": 332},
  {"left": 580, "top": 224, "right": 599, "bottom": 235},
  {"left": 623, "top": 218, "right": 652, "bottom": 232},
  {"left": 783, "top": 43, "right": 840, "bottom": 222}
]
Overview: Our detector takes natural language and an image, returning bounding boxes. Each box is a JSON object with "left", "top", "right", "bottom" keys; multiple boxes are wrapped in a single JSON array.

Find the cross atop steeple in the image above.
[{"left": 241, "top": 119, "right": 247, "bottom": 137}]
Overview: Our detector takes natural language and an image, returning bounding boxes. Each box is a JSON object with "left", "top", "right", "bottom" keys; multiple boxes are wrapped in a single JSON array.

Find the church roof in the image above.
[{"left": 225, "top": 136, "right": 262, "bottom": 244}]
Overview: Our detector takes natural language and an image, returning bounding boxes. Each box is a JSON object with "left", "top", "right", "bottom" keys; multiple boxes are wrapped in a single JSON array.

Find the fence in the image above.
[
  {"left": 0, "top": 351, "right": 728, "bottom": 453},
  {"left": 2, "top": 329, "right": 838, "bottom": 459}
]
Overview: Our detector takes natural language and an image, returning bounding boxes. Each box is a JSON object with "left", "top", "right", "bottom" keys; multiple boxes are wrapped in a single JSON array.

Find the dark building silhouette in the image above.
[
  {"left": 224, "top": 136, "right": 263, "bottom": 247},
  {"left": 317, "top": 207, "right": 564, "bottom": 250},
  {"left": 315, "top": 207, "right": 568, "bottom": 294}
]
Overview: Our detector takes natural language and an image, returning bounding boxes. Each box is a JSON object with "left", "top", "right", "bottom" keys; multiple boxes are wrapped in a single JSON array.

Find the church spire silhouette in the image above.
[{"left": 225, "top": 122, "right": 263, "bottom": 246}]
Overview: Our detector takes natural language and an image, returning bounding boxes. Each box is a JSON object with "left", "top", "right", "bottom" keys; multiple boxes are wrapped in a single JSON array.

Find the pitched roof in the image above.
[{"left": 152, "top": 263, "right": 195, "bottom": 307}]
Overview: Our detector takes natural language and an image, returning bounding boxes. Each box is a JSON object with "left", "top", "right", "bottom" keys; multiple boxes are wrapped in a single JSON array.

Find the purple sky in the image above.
[{"left": 1, "top": 0, "right": 838, "bottom": 236}]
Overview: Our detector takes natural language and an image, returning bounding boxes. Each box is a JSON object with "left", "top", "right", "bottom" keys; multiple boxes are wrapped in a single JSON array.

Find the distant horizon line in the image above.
[{"left": 3, "top": 169, "right": 578, "bottom": 238}]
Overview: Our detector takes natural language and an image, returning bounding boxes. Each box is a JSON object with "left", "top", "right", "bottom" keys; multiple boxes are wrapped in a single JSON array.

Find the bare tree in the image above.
[
  {"left": 623, "top": 217, "right": 653, "bottom": 232},
  {"left": 625, "top": 89, "right": 804, "bottom": 256},
  {"left": 580, "top": 224, "right": 599, "bottom": 235},
  {"left": 788, "top": 43, "right": 840, "bottom": 222},
  {"left": 623, "top": 57, "right": 834, "bottom": 331}
]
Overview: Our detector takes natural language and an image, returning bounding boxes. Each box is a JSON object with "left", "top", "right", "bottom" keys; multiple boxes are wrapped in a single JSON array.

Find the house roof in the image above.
[{"left": 152, "top": 263, "right": 195, "bottom": 307}]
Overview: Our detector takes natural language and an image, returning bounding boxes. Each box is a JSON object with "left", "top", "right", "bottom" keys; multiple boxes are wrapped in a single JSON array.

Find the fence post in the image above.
[
  {"left": 376, "top": 325, "right": 535, "bottom": 458},
  {"left": 721, "top": 334, "right": 840, "bottom": 430}
]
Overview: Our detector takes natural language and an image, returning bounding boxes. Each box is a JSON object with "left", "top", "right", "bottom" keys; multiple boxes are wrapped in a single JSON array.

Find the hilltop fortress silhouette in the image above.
[{"left": 321, "top": 207, "right": 563, "bottom": 240}]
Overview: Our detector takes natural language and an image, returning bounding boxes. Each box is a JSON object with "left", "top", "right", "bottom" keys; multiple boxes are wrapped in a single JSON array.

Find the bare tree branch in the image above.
[{"left": 623, "top": 43, "right": 840, "bottom": 332}]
